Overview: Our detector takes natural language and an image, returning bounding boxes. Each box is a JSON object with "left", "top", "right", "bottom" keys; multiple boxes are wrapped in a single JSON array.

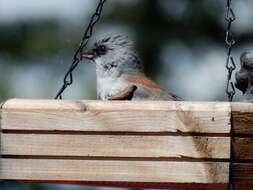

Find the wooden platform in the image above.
[{"left": 0, "top": 99, "right": 253, "bottom": 188}]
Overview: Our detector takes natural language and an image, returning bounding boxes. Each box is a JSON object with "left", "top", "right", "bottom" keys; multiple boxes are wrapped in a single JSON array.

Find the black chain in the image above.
[
  {"left": 225, "top": 1, "right": 236, "bottom": 190},
  {"left": 225, "top": 2, "right": 236, "bottom": 190},
  {"left": 55, "top": 0, "right": 107, "bottom": 99},
  {"left": 225, "top": 0, "right": 236, "bottom": 102}
]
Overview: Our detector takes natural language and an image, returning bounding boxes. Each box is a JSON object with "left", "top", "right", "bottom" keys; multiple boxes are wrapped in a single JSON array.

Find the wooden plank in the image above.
[
  {"left": 232, "top": 103, "right": 253, "bottom": 134},
  {"left": 0, "top": 101, "right": 4, "bottom": 183},
  {"left": 1, "top": 99, "right": 230, "bottom": 112},
  {"left": 233, "top": 138, "right": 253, "bottom": 160},
  {"left": 0, "top": 159, "right": 229, "bottom": 183},
  {"left": 1, "top": 99, "right": 231, "bottom": 133},
  {"left": 1, "top": 100, "right": 253, "bottom": 185},
  {"left": 232, "top": 163, "right": 253, "bottom": 184},
  {"left": 1, "top": 134, "right": 230, "bottom": 159}
]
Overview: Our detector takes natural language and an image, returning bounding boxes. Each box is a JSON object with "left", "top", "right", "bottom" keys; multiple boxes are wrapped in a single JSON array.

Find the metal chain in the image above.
[
  {"left": 225, "top": 1, "right": 236, "bottom": 190},
  {"left": 225, "top": 0, "right": 236, "bottom": 102},
  {"left": 55, "top": 0, "right": 107, "bottom": 99}
]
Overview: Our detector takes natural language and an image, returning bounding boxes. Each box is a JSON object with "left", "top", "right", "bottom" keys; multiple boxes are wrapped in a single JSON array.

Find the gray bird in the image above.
[
  {"left": 81, "top": 35, "right": 181, "bottom": 101},
  {"left": 235, "top": 51, "right": 253, "bottom": 102}
]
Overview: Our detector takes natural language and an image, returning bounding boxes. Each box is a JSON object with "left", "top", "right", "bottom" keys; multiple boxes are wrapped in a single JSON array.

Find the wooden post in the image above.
[{"left": 0, "top": 99, "right": 253, "bottom": 188}]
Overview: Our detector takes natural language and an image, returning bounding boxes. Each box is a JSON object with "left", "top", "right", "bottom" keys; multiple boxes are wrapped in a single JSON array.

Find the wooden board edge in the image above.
[
  {"left": 1, "top": 100, "right": 232, "bottom": 134},
  {"left": 231, "top": 102, "right": 253, "bottom": 134},
  {"left": 2, "top": 99, "right": 231, "bottom": 112},
  {"left": 231, "top": 102, "right": 253, "bottom": 112},
  {"left": 1, "top": 134, "right": 230, "bottom": 159},
  {"left": 0, "top": 159, "right": 229, "bottom": 183},
  {"left": 0, "top": 100, "right": 7, "bottom": 182}
]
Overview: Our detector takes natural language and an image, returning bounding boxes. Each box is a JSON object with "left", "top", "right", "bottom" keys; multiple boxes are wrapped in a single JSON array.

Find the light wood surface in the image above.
[
  {"left": 1, "top": 99, "right": 253, "bottom": 186},
  {"left": 0, "top": 159, "right": 229, "bottom": 183},
  {"left": 1, "top": 134, "right": 230, "bottom": 159},
  {"left": 1, "top": 99, "right": 231, "bottom": 133}
]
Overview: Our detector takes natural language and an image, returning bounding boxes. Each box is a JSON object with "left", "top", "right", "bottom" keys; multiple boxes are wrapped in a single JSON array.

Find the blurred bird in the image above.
[
  {"left": 235, "top": 51, "right": 253, "bottom": 102},
  {"left": 81, "top": 35, "right": 181, "bottom": 101}
]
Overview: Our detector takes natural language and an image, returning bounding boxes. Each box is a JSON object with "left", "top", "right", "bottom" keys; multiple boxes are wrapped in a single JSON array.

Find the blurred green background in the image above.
[{"left": 1, "top": 0, "right": 253, "bottom": 189}]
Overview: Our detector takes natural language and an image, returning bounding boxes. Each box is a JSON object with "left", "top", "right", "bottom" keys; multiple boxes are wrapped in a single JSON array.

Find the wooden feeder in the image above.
[{"left": 0, "top": 99, "right": 253, "bottom": 189}]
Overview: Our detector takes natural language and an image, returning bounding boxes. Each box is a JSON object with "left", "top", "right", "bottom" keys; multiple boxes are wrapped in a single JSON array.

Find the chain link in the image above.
[
  {"left": 55, "top": 0, "right": 107, "bottom": 99},
  {"left": 226, "top": 3, "right": 236, "bottom": 190},
  {"left": 225, "top": 1, "right": 236, "bottom": 190},
  {"left": 225, "top": 0, "right": 236, "bottom": 102}
]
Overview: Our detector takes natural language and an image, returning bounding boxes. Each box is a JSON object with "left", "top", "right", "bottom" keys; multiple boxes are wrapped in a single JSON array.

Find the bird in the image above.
[
  {"left": 81, "top": 34, "right": 181, "bottom": 101},
  {"left": 235, "top": 51, "right": 253, "bottom": 102}
]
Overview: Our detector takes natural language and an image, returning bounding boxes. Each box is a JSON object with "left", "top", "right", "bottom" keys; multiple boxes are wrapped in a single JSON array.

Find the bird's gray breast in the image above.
[{"left": 97, "top": 77, "right": 128, "bottom": 100}]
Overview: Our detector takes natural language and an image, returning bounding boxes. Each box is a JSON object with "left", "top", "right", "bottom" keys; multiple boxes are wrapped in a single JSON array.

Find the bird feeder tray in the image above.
[{"left": 0, "top": 99, "right": 253, "bottom": 189}]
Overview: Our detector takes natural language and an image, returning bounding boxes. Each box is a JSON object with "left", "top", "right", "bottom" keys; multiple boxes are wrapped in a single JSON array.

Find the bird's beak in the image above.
[{"left": 80, "top": 49, "right": 96, "bottom": 60}]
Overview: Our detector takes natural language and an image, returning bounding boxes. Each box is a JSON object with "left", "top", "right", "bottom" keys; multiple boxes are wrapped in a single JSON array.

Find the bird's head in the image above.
[{"left": 81, "top": 35, "right": 143, "bottom": 78}]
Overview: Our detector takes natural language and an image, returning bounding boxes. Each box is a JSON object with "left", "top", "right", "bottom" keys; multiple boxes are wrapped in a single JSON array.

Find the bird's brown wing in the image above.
[
  {"left": 127, "top": 76, "right": 182, "bottom": 101},
  {"left": 127, "top": 76, "right": 162, "bottom": 89},
  {"left": 109, "top": 85, "right": 137, "bottom": 100}
]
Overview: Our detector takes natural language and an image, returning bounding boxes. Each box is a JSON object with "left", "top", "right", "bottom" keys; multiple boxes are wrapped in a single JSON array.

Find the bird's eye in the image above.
[
  {"left": 244, "top": 62, "right": 253, "bottom": 70},
  {"left": 97, "top": 45, "right": 107, "bottom": 55}
]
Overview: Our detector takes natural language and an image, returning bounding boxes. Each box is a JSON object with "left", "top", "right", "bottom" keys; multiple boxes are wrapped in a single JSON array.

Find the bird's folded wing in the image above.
[{"left": 109, "top": 85, "right": 137, "bottom": 100}]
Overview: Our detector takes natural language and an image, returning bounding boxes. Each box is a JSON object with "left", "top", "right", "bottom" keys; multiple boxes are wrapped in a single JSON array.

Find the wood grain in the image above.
[
  {"left": 1, "top": 134, "right": 230, "bottom": 159},
  {"left": 1, "top": 99, "right": 231, "bottom": 133},
  {"left": 233, "top": 138, "right": 253, "bottom": 160},
  {"left": 1, "top": 100, "right": 253, "bottom": 185},
  {"left": 232, "top": 103, "right": 253, "bottom": 134},
  {"left": 0, "top": 159, "right": 229, "bottom": 183},
  {"left": 1, "top": 99, "right": 230, "bottom": 112},
  {"left": 232, "top": 163, "right": 253, "bottom": 184}
]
